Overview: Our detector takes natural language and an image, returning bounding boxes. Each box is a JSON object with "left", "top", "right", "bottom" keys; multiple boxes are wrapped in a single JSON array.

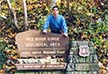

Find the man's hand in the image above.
[
  {"left": 42, "top": 30, "right": 47, "bottom": 34},
  {"left": 62, "top": 33, "right": 68, "bottom": 37}
]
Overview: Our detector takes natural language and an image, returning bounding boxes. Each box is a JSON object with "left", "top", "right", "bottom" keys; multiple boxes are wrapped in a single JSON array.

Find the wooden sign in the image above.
[{"left": 15, "top": 30, "right": 69, "bottom": 57}]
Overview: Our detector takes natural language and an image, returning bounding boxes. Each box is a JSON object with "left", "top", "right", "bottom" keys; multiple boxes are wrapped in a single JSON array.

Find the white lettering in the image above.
[
  {"left": 25, "top": 43, "right": 48, "bottom": 47},
  {"left": 47, "top": 37, "right": 59, "bottom": 41},
  {"left": 35, "top": 37, "right": 46, "bottom": 41},
  {"left": 26, "top": 37, "right": 47, "bottom": 41},
  {"left": 50, "top": 42, "right": 60, "bottom": 46},
  {"left": 26, "top": 37, "right": 34, "bottom": 41}
]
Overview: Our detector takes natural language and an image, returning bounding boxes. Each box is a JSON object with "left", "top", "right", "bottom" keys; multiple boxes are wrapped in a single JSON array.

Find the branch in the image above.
[{"left": 7, "top": 0, "right": 18, "bottom": 28}]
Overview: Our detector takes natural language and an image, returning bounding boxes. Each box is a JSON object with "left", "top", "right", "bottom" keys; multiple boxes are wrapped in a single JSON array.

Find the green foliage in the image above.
[
  {"left": 37, "top": 16, "right": 47, "bottom": 31},
  {"left": 1, "top": 0, "right": 108, "bottom": 72},
  {"left": 0, "top": 39, "right": 8, "bottom": 69}
]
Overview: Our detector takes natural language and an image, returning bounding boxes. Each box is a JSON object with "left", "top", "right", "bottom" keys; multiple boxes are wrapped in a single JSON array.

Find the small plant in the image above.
[
  {"left": 0, "top": 38, "right": 19, "bottom": 73},
  {"left": 0, "top": 39, "right": 8, "bottom": 69}
]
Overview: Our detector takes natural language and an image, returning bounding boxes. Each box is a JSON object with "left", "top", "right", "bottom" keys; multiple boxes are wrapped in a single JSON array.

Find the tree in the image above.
[
  {"left": 22, "top": 0, "right": 28, "bottom": 30},
  {"left": 7, "top": 0, "right": 18, "bottom": 28}
]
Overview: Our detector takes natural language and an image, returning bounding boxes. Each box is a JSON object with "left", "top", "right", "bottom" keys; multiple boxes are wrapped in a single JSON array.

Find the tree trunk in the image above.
[
  {"left": 7, "top": 0, "right": 18, "bottom": 28},
  {"left": 22, "top": 0, "right": 28, "bottom": 30},
  {"left": 0, "top": 0, "right": 2, "bottom": 14}
]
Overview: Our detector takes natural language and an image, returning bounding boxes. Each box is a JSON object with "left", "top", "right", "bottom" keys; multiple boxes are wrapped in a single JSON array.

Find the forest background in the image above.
[{"left": 0, "top": 0, "right": 108, "bottom": 73}]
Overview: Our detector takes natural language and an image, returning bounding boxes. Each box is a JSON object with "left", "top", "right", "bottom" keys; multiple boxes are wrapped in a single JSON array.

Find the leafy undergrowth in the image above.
[{"left": 0, "top": 0, "right": 108, "bottom": 74}]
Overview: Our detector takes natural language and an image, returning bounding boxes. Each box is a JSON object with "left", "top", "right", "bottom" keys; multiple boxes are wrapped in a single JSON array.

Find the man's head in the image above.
[{"left": 52, "top": 6, "right": 59, "bottom": 16}]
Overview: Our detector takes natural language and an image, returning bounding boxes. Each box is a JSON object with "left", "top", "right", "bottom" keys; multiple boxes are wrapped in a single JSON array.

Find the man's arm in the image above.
[
  {"left": 42, "top": 16, "right": 50, "bottom": 33},
  {"left": 62, "top": 17, "right": 68, "bottom": 37}
]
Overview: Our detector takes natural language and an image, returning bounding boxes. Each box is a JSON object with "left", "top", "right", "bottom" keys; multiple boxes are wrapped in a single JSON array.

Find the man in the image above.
[{"left": 42, "top": 6, "right": 68, "bottom": 37}]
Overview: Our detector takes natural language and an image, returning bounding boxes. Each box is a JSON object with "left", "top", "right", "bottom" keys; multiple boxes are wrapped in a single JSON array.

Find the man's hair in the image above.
[{"left": 52, "top": 6, "right": 59, "bottom": 10}]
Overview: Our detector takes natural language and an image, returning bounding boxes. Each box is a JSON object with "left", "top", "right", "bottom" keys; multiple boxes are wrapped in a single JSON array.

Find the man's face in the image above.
[{"left": 52, "top": 8, "right": 59, "bottom": 16}]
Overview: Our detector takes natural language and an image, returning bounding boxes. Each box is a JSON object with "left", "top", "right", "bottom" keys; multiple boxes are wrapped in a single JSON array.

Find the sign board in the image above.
[{"left": 15, "top": 30, "right": 69, "bottom": 57}]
